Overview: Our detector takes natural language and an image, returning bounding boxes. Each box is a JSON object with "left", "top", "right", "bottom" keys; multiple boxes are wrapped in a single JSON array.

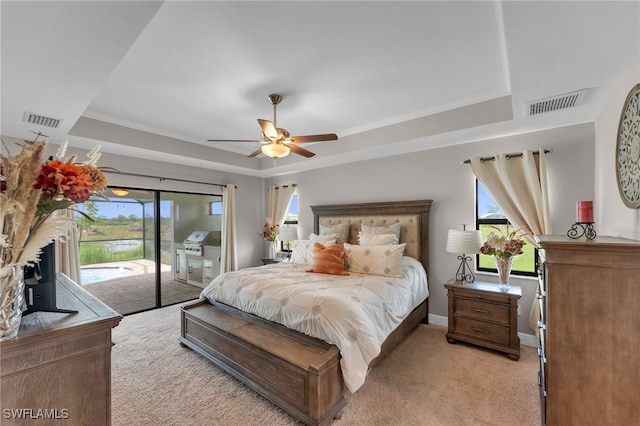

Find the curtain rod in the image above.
[
  {"left": 462, "top": 149, "right": 551, "bottom": 164},
  {"left": 104, "top": 170, "right": 235, "bottom": 188}
]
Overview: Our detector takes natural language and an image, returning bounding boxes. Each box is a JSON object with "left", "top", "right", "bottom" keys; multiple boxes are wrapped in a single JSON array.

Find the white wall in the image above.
[
  {"left": 270, "top": 123, "right": 595, "bottom": 336},
  {"left": 595, "top": 60, "right": 640, "bottom": 239}
]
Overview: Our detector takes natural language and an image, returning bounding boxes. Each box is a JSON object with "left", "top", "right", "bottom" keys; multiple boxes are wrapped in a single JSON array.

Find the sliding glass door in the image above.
[{"left": 76, "top": 188, "right": 222, "bottom": 315}]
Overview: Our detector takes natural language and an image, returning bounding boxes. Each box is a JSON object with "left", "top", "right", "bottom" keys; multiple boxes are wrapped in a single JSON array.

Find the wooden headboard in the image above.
[{"left": 311, "top": 200, "right": 432, "bottom": 273}]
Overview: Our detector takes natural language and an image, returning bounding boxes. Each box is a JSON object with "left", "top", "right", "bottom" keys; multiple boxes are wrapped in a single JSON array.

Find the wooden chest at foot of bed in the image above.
[{"left": 179, "top": 299, "right": 346, "bottom": 426}]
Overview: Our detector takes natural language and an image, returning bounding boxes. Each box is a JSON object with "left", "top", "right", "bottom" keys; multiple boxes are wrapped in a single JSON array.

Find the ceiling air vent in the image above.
[
  {"left": 526, "top": 89, "right": 587, "bottom": 116},
  {"left": 23, "top": 111, "right": 63, "bottom": 128}
]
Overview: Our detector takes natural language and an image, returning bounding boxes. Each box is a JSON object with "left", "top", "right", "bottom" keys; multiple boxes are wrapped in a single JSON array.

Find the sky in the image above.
[{"left": 477, "top": 182, "right": 504, "bottom": 218}]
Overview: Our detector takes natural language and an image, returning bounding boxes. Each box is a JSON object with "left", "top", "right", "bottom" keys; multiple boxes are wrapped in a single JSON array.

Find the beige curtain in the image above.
[
  {"left": 469, "top": 148, "right": 551, "bottom": 333},
  {"left": 56, "top": 209, "right": 81, "bottom": 283},
  {"left": 220, "top": 184, "right": 237, "bottom": 273},
  {"left": 268, "top": 185, "right": 296, "bottom": 226}
]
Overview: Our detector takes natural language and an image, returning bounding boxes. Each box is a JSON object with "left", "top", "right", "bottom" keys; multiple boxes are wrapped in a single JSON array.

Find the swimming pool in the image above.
[{"left": 80, "top": 267, "right": 134, "bottom": 285}]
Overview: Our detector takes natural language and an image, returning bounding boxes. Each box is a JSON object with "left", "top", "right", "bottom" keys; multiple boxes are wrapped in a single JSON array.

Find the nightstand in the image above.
[{"left": 445, "top": 278, "right": 522, "bottom": 360}]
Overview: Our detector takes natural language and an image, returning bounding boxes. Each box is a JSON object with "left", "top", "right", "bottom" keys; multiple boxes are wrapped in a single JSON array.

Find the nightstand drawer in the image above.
[
  {"left": 445, "top": 280, "right": 521, "bottom": 360},
  {"left": 454, "top": 298, "right": 509, "bottom": 324},
  {"left": 455, "top": 317, "right": 510, "bottom": 346},
  {"left": 451, "top": 287, "right": 510, "bottom": 304}
]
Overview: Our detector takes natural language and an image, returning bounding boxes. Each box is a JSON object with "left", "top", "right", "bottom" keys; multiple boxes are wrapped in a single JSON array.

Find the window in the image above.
[
  {"left": 209, "top": 201, "right": 222, "bottom": 215},
  {"left": 476, "top": 181, "right": 537, "bottom": 276},
  {"left": 280, "top": 193, "right": 298, "bottom": 253},
  {"left": 75, "top": 188, "right": 223, "bottom": 315}
]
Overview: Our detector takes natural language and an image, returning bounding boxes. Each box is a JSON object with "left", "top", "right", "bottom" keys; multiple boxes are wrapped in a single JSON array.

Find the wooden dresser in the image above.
[
  {"left": 445, "top": 279, "right": 522, "bottom": 360},
  {"left": 537, "top": 236, "right": 640, "bottom": 426},
  {"left": 0, "top": 274, "right": 122, "bottom": 426}
]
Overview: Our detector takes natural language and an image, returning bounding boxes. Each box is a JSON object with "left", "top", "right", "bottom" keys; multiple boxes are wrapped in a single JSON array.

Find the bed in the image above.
[{"left": 179, "top": 199, "right": 432, "bottom": 425}]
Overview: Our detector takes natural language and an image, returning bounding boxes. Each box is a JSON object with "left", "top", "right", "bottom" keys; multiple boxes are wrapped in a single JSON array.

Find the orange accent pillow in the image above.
[{"left": 306, "top": 242, "right": 349, "bottom": 276}]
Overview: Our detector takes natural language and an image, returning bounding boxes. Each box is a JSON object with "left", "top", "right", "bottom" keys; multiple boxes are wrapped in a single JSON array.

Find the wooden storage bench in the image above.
[{"left": 179, "top": 299, "right": 346, "bottom": 426}]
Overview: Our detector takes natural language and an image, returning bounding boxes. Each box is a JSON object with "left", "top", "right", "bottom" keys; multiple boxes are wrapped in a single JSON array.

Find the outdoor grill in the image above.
[{"left": 183, "top": 230, "right": 210, "bottom": 256}]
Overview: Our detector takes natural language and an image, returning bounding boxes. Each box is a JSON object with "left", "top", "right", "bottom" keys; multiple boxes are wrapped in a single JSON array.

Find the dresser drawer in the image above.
[
  {"left": 452, "top": 287, "right": 510, "bottom": 304},
  {"left": 455, "top": 317, "right": 510, "bottom": 346},
  {"left": 454, "top": 298, "right": 509, "bottom": 324}
]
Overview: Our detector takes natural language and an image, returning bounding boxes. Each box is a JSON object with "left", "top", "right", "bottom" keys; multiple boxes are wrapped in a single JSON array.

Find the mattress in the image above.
[{"left": 200, "top": 256, "right": 428, "bottom": 392}]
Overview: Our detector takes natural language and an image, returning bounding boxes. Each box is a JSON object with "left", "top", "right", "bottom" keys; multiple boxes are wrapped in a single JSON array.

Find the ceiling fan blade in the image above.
[
  {"left": 247, "top": 147, "right": 264, "bottom": 158},
  {"left": 289, "top": 133, "right": 338, "bottom": 143},
  {"left": 257, "top": 119, "right": 278, "bottom": 140},
  {"left": 287, "top": 144, "right": 316, "bottom": 158},
  {"left": 207, "top": 139, "right": 261, "bottom": 142}
]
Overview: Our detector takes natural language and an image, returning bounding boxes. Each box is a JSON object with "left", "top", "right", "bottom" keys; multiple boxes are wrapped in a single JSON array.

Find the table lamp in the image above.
[
  {"left": 446, "top": 227, "right": 482, "bottom": 284},
  {"left": 278, "top": 227, "right": 299, "bottom": 260}
]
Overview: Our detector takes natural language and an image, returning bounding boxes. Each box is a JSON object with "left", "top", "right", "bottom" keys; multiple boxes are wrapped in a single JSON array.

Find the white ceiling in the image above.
[{"left": 2, "top": 1, "right": 639, "bottom": 178}]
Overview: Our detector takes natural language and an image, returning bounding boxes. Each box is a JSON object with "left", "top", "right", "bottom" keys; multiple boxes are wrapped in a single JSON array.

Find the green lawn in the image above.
[
  {"left": 79, "top": 224, "right": 144, "bottom": 241},
  {"left": 477, "top": 225, "right": 535, "bottom": 273}
]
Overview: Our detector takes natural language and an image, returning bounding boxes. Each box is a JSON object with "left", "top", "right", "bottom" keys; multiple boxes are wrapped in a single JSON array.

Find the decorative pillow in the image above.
[
  {"left": 361, "top": 222, "right": 401, "bottom": 244},
  {"left": 320, "top": 223, "right": 350, "bottom": 245},
  {"left": 344, "top": 243, "right": 406, "bottom": 277},
  {"left": 308, "top": 233, "right": 338, "bottom": 243},
  {"left": 358, "top": 232, "right": 397, "bottom": 245},
  {"left": 306, "top": 243, "right": 349, "bottom": 276},
  {"left": 291, "top": 239, "right": 335, "bottom": 265}
]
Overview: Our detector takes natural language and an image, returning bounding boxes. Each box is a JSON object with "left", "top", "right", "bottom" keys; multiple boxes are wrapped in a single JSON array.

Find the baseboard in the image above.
[
  {"left": 427, "top": 314, "right": 538, "bottom": 348},
  {"left": 427, "top": 313, "right": 448, "bottom": 328}
]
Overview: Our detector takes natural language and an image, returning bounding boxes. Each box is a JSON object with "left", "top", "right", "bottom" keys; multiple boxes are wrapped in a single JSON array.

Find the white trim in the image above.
[
  {"left": 519, "top": 332, "right": 539, "bottom": 348},
  {"left": 428, "top": 313, "right": 449, "bottom": 328}
]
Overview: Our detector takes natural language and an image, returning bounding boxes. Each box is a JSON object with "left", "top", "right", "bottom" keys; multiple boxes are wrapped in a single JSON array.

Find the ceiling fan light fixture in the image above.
[
  {"left": 208, "top": 93, "right": 337, "bottom": 159},
  {"left": 261, "top": 144, "right": 290, "bottom": 159},
  {"left": 111, "top": 188, "right": 130, "bottom": 197}
]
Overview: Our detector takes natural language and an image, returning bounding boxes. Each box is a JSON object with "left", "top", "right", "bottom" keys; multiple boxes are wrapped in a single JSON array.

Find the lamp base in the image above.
[{"left": 455, "top": 254, "right": 475, "bottom": 284}]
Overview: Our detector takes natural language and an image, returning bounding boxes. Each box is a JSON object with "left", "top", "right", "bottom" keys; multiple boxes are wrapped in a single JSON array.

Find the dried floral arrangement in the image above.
[
  {"left": 260, "top": 217, "right": 279, "bottom": 242},
  {"left": 1, "top": 134, "right": 108, "bottom": 281},
  {"left": 479, "top": 225, "right": 528, "bottom": 259}
]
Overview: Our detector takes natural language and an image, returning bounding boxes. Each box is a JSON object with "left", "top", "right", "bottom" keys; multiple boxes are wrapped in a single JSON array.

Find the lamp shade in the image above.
[
  {"left": 446, "top": 229, "right": 482, "bottom": 254},
  {"left": 278, "top": 226, "right": 298, "bottom": 242},
  {"left": 261, "top": 144, "right": 290, "bottom": 158}
]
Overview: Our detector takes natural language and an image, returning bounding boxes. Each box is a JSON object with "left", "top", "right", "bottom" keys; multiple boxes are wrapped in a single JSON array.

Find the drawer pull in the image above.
[
  {"left": 475, "top": 295, "right": 484, "bottom": 300},
  {"left": 471, "top": 308, "right": 490, "bottom": 314},
  {"left": 471, "top": 327, "right": 490, "bottom": 334},
  {"left": 537, "top": 346, "right": 547, "bottom": 363}
]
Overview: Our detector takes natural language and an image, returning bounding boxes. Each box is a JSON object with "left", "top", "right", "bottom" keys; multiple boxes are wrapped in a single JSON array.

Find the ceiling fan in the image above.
[{"left": 207, "top": 94, "right": 338, "bottom": 159}]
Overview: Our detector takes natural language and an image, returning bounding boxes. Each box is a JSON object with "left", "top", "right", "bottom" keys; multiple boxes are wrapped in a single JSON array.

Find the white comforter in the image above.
[{"left": 200, "top": 256, "right": 428, "bottom": 392}]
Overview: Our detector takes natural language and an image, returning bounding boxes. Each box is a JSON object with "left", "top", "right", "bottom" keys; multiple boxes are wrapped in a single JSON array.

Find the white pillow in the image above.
[
  {"left": 319, "top": 223, "right": 350, "bottom": 245},
  {"left": 358, "top": 231, "right": 397, "bottom": 245},
  {"left": 361, "top": 222, "right": 401, "bottom": 244},
  {"left": 344, "top": 243, "right": 406, "bottom": 277},
  {"left": 308, "top": 233, "right": 338, "bottom": 243},
  {"left": 291, "top": 239, "right": 336, "bottom": 264}
]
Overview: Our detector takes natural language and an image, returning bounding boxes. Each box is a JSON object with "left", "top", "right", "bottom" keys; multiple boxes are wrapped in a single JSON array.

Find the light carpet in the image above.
[{"left": 112, "top": 303, "right": 540, "bottom": 426}]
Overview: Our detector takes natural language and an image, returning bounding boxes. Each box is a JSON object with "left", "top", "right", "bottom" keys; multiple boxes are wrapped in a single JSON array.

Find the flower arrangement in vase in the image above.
[
  {"left": 260, "top": 218, "right": 279, "bottom": 258},
  {"left": 479, "top": 225, "right": 527, "bottom": 289},
  {"left": 1, "top": 134, "right": 108, "bottom": 340}
]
